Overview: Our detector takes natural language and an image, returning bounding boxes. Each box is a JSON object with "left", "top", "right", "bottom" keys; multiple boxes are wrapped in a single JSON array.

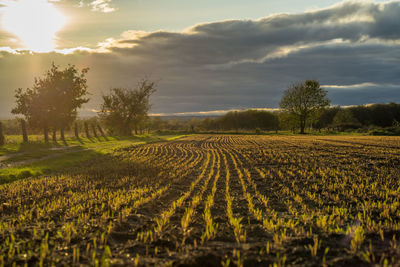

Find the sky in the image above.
[{"left": 0, "top": 0, "right": 399, "bottom": 117}]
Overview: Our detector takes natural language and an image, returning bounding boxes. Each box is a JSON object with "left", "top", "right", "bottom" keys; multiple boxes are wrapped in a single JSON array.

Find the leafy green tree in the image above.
[
  {"left": 148, "top": 117, "right": 166, "bottom": 132},
  {"left": 99, "top": 79, "right": 156, "bottom": 135},
  {"left": 209, "top": 110, "right": 279, "bottom": 132},
  {"left": 219, "top": 111, "right": 241, "bottom": 132},
  {"left": 369, "top": 104, "right": 396, "bottom": 127},
  {"left": 278, "top": 111, "right": 298, "bottom": 132},
  {"left": 332, "top": 109, "right": 361, "bottom": 131},
  {"left": 313, "top": 107, "right": 340, "bottom": 131},
  {"left": 11, "top": 64, "right": 90, "bottom": 141},
  {"left": 199, "top": 117, "right": 218, "bottom": 131},
  {"left": 280, "top": 80, "right": 330, "bottom": 134}
]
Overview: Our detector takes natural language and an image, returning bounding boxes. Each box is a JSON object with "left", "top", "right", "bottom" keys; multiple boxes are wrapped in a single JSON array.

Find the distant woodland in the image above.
[
  {"left": 1, "top": 64, "right": 400, "bottom": 140},
  {"left": 3, "top": 103, "right": 400, "bottom": 137},
  {"left": 146, "top": 103, "right": 400, "bottom": 135}
]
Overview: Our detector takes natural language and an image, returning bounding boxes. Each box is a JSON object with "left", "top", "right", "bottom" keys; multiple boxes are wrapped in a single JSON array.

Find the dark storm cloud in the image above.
[
  {"left": 111, "top": 1, "right": 400, "bottom": 66},
  {"left": 328, "top": 85, "right": 400, "bottom": 105},
  {"left": 0, "top": 1, "right": 400, "bottom": 116}
]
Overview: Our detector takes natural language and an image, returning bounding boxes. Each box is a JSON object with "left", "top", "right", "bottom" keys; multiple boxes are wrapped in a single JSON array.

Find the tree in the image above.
[
  {"left": 99, "top": 79, "right": 156, "bottom": 135},
  {"left": 313, "top": 107, "right": 340, "bottom": 131},
  {"left": 219, "top": 111, "right": 241, "bottom": 132},
  {"left": 149, "top": 116, "right": 166, "bottom": 132},
  {"left": 278, "top": 111, "right": 298, "bottom": 132},
  {"left": 11, "top": 64, "right": 90, "bottom": 141},
  {"left": 332, "top": 109, "right": 361, "bottom": 131},
  {"left": 369, "top": 104, "right": 395, "bottom": 127},
  {"left": 280, "top": 80, "right": 330, "bottom": 134}
]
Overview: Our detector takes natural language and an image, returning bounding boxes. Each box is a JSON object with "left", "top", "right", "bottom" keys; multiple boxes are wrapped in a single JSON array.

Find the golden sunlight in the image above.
[{"left": 2, "top": 0, "right": 66, "bottom": 52}]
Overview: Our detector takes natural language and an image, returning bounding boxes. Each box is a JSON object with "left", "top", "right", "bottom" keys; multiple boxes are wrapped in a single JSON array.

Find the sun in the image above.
[{"left": 2, "top": 0, "right": 66, "bottom": 52}]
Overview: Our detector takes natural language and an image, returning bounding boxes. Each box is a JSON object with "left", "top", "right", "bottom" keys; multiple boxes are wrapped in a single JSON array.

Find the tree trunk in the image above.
[
  {"left": 97, "top": 125, "right": 105, "bottom": 137},
  {"left": 84, "top": 122, "right": 90, "bottom": 138},
  {"left": 0, "top": 122, "right": 5, "bottom": 146},
  {"left": 20, "top": 120, "right": 28, "bottom": 143},
  {"left": 74, "top": 123, "right": 79, "bottom": 138},
  {"left": 92, "top": 124, "right": 98, "bottom": 138},
  {"left": 52, "top": 129, "right": 57, "bottom": 142},
  {"left": 60, "top": 127, "right": 65, "bottom": 140},
  {"left": 300, "top": 117, "right": 306, "bottom": 134},
  {"left": 134, "top": 126, "right": 138, "bottom": 135},
  {"left": 44, "top": 127, "right": 49, "bottom": 143}
]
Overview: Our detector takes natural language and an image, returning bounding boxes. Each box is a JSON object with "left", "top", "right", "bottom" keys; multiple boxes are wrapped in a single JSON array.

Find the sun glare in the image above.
[{"left": 2, "top": 0, "right": 66, "bottom": 52}]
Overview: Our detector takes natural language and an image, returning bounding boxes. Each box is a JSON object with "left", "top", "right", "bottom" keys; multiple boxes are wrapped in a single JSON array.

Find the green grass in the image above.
[{"left": 0, "top": 134, "right": 191, "bottom": 184}]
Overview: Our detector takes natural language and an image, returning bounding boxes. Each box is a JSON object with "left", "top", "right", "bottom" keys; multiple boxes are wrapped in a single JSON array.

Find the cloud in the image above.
[
  {"left": 90, "top": 0, "right": 115, "bottom": 13},
  {"left": 75, "top": 0, "right": 115, "bottom": 12},
  {"left": 105, "top": 1, "right": 400, "bottom": 66},
  {"left": 0, "top": 1, "right": 400, "bottom": 117},
  {"left": 323, "top": 83, "right": 400, "bottom": 89},
  {"left": 323, "top": 83, "right": 380, "bottom": 89},
  {"left": 327, "top": 84, "right": 400, "bottom": 105}
]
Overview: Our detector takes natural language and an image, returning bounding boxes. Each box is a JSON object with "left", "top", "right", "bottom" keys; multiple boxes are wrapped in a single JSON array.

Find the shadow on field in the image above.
[
  {"left": 0, "top": 135, "right": 170, "bottom": 185},
  {"left": 13, "top": 141, "right": 54, "bottom": 152},
  {"left": 58, "top": 149, "right": 162, "bottom": 186},
  {"left": 0, "top": 149, "right": 105, "bottom": 185}
]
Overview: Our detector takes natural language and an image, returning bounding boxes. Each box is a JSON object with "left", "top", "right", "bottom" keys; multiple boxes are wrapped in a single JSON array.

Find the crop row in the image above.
[{"left": 0, "top": 135, "right": 399, "bottom": 266}]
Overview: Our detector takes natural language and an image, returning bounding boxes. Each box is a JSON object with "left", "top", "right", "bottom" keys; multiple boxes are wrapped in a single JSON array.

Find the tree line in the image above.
[
  {"left": 314, "top": 103, "right": 400, "bottom": 132},
  {"left": 146, "top": 78, "right": 400, "bottom": 134},
  {"left": 3, "top": 64, "right": 155, "bottom": 143},
  {"left": 11, "top": 64, "right": 90, "bottom": 142},
  {"left": 147, "top": 102, "right": 400, "bottom": 134},
  {"left": 1, "top": 63, "right": 399, "bottom": 145}
]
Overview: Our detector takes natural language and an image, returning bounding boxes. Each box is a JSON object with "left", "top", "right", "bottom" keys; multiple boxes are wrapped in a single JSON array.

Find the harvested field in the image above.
[{"left": 1, "top": 135, "right": 400, "bottom": 266}]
